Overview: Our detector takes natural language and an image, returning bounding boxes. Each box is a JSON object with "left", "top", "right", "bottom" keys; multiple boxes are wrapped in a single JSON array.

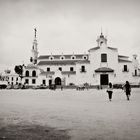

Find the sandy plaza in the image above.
[{"left": 0, "top": 88, "right": 140, "bottom": 140}]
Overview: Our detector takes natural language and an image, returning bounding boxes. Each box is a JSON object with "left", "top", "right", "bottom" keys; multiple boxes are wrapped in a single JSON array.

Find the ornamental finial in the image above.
[{"left": 34, "top": 28, "right": 37, "bottom": 38}]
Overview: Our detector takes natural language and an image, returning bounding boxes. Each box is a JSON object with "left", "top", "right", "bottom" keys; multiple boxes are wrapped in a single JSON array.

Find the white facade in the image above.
[{"left": 8, "top": 31, "right": 140, "bottom": 87}]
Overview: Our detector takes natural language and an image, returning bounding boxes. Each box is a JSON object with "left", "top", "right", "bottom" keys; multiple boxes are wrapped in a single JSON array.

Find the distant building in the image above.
[{"left": 8, "top": 29, "right": 140, "bottom": 87}]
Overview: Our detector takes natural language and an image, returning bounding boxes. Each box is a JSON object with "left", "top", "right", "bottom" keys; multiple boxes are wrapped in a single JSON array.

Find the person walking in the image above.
[
  {"left": 106, "top": 82, "right": 113, "bottom": 101},
  {"left": 123, "top": 81, "right": 131, "bottom": 101}
]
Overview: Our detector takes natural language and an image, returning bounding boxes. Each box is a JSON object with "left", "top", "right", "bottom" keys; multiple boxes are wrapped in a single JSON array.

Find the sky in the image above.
[{"left": 0, "top": 0, "right": 140, "bottom": 71}]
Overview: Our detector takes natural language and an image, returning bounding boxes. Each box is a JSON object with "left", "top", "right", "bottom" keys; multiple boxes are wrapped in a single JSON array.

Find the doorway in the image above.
[
  {"left": 55, "top": 77, "right": 61, "bottom": 85},
  {"left": 100, "top": 74, "right": 109, "bottom": 85}
]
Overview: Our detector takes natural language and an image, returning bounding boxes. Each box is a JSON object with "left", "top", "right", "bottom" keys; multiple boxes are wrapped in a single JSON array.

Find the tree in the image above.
[{"left": 14, "top": 65, "right": 23, "bottom": 78}]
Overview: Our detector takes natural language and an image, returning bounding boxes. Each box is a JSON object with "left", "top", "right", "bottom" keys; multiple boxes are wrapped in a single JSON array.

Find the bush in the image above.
[
  {"left": 113, "top": 84, "right": 123, "bottom": 89},
  {"left": 69, "top": 83, "right": 75, "bottom": 86}
]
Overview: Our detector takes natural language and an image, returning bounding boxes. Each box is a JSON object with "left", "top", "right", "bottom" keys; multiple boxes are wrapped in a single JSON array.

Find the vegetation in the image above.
[{"left": 14, "top": 65, "right": 23, "bottom": 79}]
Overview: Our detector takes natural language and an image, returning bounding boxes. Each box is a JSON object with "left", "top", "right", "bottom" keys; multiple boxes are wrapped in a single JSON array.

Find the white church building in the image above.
[{"left": 8, "top": 29, "right": 140, "bottom": 87}]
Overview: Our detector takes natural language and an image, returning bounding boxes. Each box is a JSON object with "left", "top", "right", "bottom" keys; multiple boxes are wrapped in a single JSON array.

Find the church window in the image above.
[
  {"left": 60, "top": 56, "right": 65, "bottom": 60},
  {"left": 32, "top": 70, "right": 36, "bottom": 77},
  {"left": 123, "top": 65, "right": 128, "bottom": 72},
  {"left": 70, "top": 67, "right": 74, "bottom": 71},
  {"left": 32, "top": 79, "right": 36, "bottom": 84},
  {"left": 42, "top": 80, "right": 46, "bottom": 85},
  {"left": 49, "top": 56, "right": 54, "bottom": 60},
  {"left": 25, "top": 79, "right": 29, "bottom": 84},
  {"left": 25, "top": 71, "right": 29, "bottom": 77},
  {"left": 135, "top": 70, "right": 137, "bottom": 76},
  {"left": 11, "top": 77, "right": 13, "bottom": 81},
  {"left": 71, "top": 56, "right": 76, "bottom": 60},
  {"left": 47, "top": 67, "right": 50, "bottom": 71},
  {"left": 81, "top": 65, "right": 86, "bottom": 72},
  {"left": 83, "top": 56, "right": 87, "bottom": 60},
  {"left": 59, "top": 67, "right": 62, "bottom": 71},
  {"left": 101, "top": 54, "right": 107, "bottom": 62},
  {"left": 16, "top": 77, "right": 18, "bottom": 81}
]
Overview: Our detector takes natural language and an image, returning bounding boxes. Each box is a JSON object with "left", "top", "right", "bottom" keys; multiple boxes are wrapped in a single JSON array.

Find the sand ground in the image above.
[{"left": 0, "top": 88, "right": 140, "bottom": 140}]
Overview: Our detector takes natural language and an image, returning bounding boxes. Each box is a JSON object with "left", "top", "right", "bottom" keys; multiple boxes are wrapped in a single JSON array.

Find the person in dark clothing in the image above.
[
  {"left": 106, "top": 82, "right": 113, "bottom": 101},
  {"left": 123, "top": 81, "right": 131, "bottom": 100}
]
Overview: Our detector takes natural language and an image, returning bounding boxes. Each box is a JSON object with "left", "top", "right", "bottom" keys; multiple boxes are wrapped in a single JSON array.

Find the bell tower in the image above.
[
  {"left": 30, "top": 28, "right": 38, "bottom": 64},
  {"left": 96, "top": 31, "right": 107, "bottom": 47}
]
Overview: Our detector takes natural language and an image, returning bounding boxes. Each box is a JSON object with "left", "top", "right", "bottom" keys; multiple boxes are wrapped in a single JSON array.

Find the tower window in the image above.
[
  {"left": 47, "top": 67, "right": 50, "bottom": 71},
  {"left": 101, "top": 53, "right": 107, "bottom": 62},
  {"left": 59, "top": 67, "right": 62, "bottom": 71},
  {"left": 11, "top": 77, "right": 13, "bottom": 81},
  {"left": 100, "top": 41, "right": 103, "bottom": 45}
]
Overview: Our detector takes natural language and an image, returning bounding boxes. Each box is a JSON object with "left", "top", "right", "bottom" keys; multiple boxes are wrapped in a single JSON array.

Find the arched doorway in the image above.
[{"left": 55, "top": 77, "right": 61, "bottom": 85}]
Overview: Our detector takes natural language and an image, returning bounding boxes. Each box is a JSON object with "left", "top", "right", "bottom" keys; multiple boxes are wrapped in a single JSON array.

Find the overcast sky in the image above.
[{"left": 0, "top": 0, "right": 140, "bottom": 71}]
